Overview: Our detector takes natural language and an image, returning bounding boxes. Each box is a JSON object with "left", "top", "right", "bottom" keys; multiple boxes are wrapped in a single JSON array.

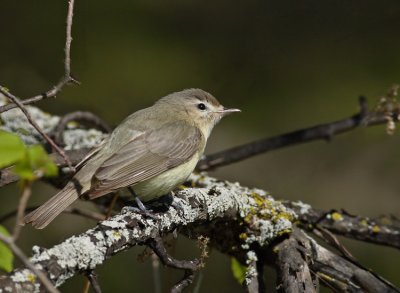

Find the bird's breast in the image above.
[{"left": 132, "top": 154, "right": 200, "bottom": 202}]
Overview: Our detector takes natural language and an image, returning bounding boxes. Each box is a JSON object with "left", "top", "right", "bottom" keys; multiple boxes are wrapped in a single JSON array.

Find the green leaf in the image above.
[
  {"left": 14, "top": 145, "right": 58, "bottom": 180},
  {"left": 0, "top": 225, "right": 13, "bottom": 273},
  {"left": 0, "top": 131, "right": 25, "bottom": 168},
  {"left": 13, "top": 155, "right": 35, "bottom": 180},
  {"left": 28, "top": 145, "right": 58, "bottom": 177},
  {"left": 231, "top": 257, "right": 247, "bottom": 285}
]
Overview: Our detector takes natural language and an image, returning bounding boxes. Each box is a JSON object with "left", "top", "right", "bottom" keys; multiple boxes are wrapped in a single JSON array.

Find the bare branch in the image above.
[
  {"left": 306, "top": 231, "right": 399, "bottom": 292},
  {"left": 0, "top": 0, "right": 80, "bottom": 171},
  {"left": 273, "top": 228, "right": 400, "bottom": 293},
  {"left": 0, "top": 0, "right": 77, "bottom": 114},
  {"left": 12, "top": 181, "right": 32, "bottom": 241},
  {"left": 64, "top": 0, "right": 74, "bottom": 78},
  {"left": 0, "top": 87, "right": 74, "bottom": 170},
  {"left": 84, "top": 271, "right": 102, "bottom": 293},
  {"left": 197, "top": 96, "right": 399, "bottom": 171},
  {"left": 148, "top": 236, "right": 199, "bottom": 293},
  {"left": 287, "top": 202, "right": 400, "bottom": 249},
  {"left": 54, "top": 111, "right": 112, "bottom": 146}
]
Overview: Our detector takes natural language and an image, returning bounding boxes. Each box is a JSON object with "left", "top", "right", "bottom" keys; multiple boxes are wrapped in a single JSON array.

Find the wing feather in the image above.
[{"left": 87, "top": 122, "right": 202, "bottom": 198}]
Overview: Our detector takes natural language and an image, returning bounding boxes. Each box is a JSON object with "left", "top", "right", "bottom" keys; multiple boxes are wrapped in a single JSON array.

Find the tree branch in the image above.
[
  {"left": 196, "top": 96, "right": 399, "bottom": 171},
  {"left": 148, "top": 235, "right": 199, "bottom": 293},
  {"left": 287, "top": 202, "right": 400, "bottom": 249},
  {"left": 0, "top": 0, "right": 78, "bottom": 169},
  {"left": 0, "top": 0, "right": 77, "bottom": 114},
  {"left": 0, "top": 88, "right": 74, "bottom": 170},
  {"left": 0, "top": 175, "right": 397, "bottom": 292},
  {"left": 0, "top": 234, "right": 59, "bottom": 293},
  {"left": 0, "top": 175, "right": 295, "bottom": 291},
  {"left": 275, "top": 229, "right": 317, "bottom": 293},
  {"left": 273, "top": 228, "right": 399, "bottom": 293}
]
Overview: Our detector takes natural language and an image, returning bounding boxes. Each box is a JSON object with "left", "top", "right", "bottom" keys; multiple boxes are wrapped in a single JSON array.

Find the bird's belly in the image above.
[{"left": 132, "top": 156, "right": 198, "bottom": 202}]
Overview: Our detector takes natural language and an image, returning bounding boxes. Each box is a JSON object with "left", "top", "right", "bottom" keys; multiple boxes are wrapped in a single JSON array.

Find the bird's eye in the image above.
[{"left": 197, "top": 103, "right": 207, "bottom": 111}]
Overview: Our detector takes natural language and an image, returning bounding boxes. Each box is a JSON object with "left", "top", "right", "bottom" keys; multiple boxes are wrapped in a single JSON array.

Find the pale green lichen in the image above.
[
  {"left": 330, "top": 212, "right": 343, "bottom": 221},
  {"left": 237, "top": 188, "right": 296, "bottom": 249},
  {"left": 371, "top": 225, "right": 380, "bottom": 233}
]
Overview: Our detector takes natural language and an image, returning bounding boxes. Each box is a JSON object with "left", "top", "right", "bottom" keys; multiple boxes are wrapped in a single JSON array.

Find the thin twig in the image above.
[
  {"left": 197, "top": 96, "right": 399, "bottom": 171},
  {"left": 0, "top": 0, "right": 78, "bottom": 169},
  {"left": 64, "top": 0, "right": 74, "bottom": 78},
  {"left": 0, "top": 87, "right": 74, "bottom": 171},
  {"left": 84, "top": 271, "right": 102, "bottom": 293},
  {"left": 54, "top": 111, "right": 112, "bottom": 146},
  {"left": 313, "top": 227, "right": 355, "bottom": 261},
  {"left": 82, "top": 279, "right": 90, "bottom": 293},
  {"left": 148, "top": 236, "right": 199, "bottom": 293},
  {"left": 0, "top": 233, "right": 60, "bottom": 293},
  {"left": 313, "top": 226, "right": 400, "bottom": 292},
  {"left": 0, "top": 0, "right": 77, "bottom": 114},
  {"left": 152, "top": 253, "right": 162, "bottom": 293},
  {"left": 12, "top": 181, "right": 32, "bottom": 241}
]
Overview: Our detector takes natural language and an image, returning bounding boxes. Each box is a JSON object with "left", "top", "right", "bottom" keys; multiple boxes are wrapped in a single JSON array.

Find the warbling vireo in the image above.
[{"left": 24, "top": 89, "right": 240, "bottom": 229}]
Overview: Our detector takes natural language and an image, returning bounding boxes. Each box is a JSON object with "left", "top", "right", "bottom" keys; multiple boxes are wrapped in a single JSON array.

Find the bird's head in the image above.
[{"left": 156, "top": 88, "right": 240, "bottom": 137}]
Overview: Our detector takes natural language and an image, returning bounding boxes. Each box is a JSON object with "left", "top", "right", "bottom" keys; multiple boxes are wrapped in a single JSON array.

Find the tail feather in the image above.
[{"left": 24, "top": 183, "right": 79, "bottom": 229}]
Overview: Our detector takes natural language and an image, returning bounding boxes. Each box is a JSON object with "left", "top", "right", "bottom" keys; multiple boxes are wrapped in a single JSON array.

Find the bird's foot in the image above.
[
  {"left": 147, "top": 192, "right": 187, "bottom": 216},
  {"left": 121, "top": 197, "right": 158, "bottom": 220},
  {"left": 145, "top": 193, "right": 173, "bottom": 212}
]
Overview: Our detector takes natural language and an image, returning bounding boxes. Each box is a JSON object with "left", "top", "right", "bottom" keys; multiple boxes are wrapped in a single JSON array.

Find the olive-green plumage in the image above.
[{"left": 24, "top": 89, "right": 239, "bottom": 229}]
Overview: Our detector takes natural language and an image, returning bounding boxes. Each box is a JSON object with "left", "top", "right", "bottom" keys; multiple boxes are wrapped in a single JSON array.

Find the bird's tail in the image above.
[{"left": 24, "top": 182, "right": 80, "bottom": 229}]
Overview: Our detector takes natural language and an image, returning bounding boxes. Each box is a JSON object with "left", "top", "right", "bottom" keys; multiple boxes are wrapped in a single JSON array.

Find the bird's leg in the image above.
[
  {"left": 121, "top": 187, "right": 158, "bottom": 220},
  {"left": 134, "top": 196, "right": 148, "bottom": 212}
]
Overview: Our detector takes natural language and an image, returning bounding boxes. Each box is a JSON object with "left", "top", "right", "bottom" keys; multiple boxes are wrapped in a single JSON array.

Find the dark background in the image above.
[{"left": 1, "top": 1, "right": 399, "bottom": 292}]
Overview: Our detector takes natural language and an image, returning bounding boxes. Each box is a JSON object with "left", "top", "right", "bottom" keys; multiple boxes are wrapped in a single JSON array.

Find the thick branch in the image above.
[
  {"left": 0, "top": 176, "right": 397, "bottom": 292},
  {"left": 275, "top": 229, "right": 317, "bottom": 293},
  {"left": 0, "top": 175, "right": 294, "bottom": 291},
  {"left": 273, "top": 228, "right": 399, "bottom": 293}
]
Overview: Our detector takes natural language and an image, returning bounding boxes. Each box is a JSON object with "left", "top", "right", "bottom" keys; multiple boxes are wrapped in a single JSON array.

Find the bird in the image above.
[{"left": 24, "top": 88, "right": 240, "bottom": 229}]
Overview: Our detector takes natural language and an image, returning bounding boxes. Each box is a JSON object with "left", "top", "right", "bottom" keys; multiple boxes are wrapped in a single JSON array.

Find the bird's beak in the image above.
[{"left": 216, "top": 107, "right": 241, "bottom": 116}]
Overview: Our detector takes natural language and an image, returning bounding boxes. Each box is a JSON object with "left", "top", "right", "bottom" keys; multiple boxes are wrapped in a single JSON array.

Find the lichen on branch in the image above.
[{"left": 0, "top": 174, "right": 296, "bottom": 292}]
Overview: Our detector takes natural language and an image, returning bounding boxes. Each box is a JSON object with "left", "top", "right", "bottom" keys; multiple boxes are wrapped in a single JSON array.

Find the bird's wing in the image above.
[
  {"left": 74, "top": 139, "right": 107, "bottom": 171},
  {"left": 87, "top": 122, "right": 202, "bottom": 198}
]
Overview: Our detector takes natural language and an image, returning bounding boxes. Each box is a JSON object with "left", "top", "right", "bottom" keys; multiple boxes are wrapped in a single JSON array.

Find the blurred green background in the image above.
[{"left": 1, "top": 0, "right": 399, "bottom": 292}]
